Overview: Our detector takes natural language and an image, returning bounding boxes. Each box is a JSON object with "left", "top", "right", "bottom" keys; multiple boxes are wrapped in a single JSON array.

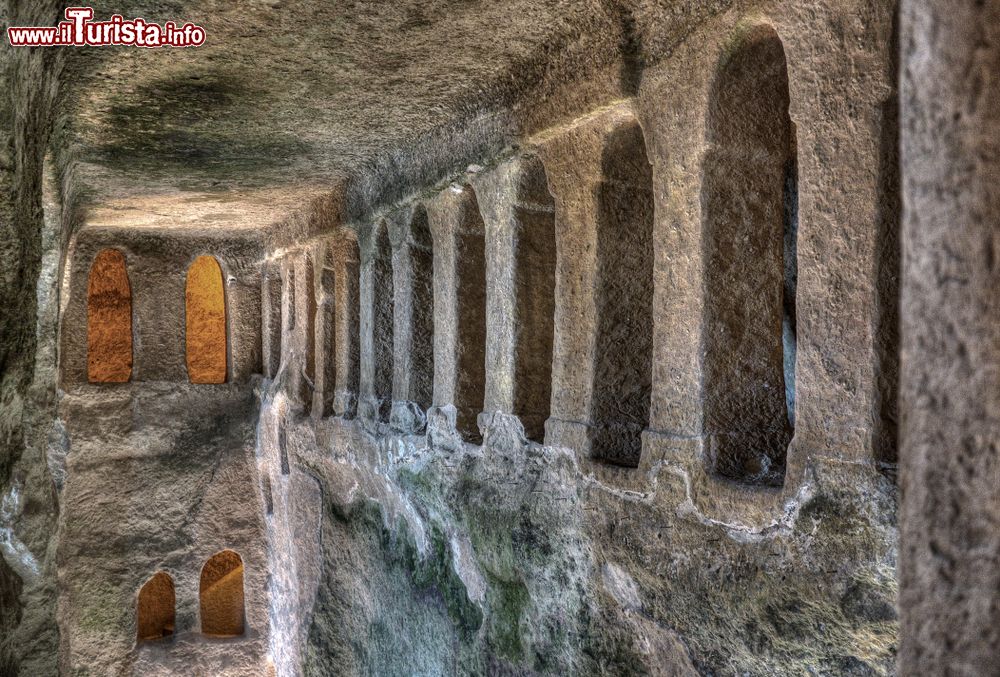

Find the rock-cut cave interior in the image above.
[{"left": 1, "top": 0, "right": 998, "bottom": 675}]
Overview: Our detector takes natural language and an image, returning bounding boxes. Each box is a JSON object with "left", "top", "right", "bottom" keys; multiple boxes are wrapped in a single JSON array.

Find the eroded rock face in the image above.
[
  {"left": 899, "top": 0, "right": 1000, "bottom": 672},
  {"left": 1, "top": 0, "right": 907, "bottom": 675}
]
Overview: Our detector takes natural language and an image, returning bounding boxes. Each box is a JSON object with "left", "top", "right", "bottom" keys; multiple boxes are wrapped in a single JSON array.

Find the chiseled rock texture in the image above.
[
  {"left": 899, "top": 0, "right": 1000, "bottom": 673},
  {"left": 0, "top": 0, "right": 906, "bottom": 675}
]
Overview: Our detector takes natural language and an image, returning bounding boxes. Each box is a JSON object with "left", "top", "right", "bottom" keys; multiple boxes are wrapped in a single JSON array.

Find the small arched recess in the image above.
[
  {"left": 137, "top": 571, "right": 175, "bottom": 642},
  {"left": 186, "top": 255, "right": 228, "bottom": 384},
  {"left": 199, "top": 549, "right": 245, "bottom": 637},
  {"left": 87, "top": 249, "right": 133, "bottom": 383}
]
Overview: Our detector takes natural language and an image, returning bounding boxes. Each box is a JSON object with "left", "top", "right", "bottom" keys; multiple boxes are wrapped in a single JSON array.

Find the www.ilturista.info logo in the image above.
[{"left": 7, "top": 7, "right": 206, "bottom": 47}]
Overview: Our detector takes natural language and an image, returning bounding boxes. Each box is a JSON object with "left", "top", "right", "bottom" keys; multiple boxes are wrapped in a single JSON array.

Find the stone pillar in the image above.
[
  {"left": 472, "top": 154, "right": 556, "bottom": 444},
  {"left": 291, "top": 250, "right": 316, "bottom": 410},
  {"left": 312, "top": 241, "right": 337, "bottom": 419},
  {"left": 426, "top": 182, "right": 487, "bottom": 442},
  {"left": 332, "top": 233, "right": 360, "bottom": 418},
  {"left": 531, "top": 104, "right": 635, "bottom": 455},
  {"left": 388, "top": 205, "right": 435, "bottom": 433},
  {"left": 899, "top": 1, "right": 1000, "bottom": 672},
  {"left": 225, "top": 264, "right": 262, "bottom": 385},
  {"left": 359, "top": 221, "right": 394, "bottom": 424},
  {"left": 261, "top": 263, "right": 282, "bottom": 379},
  {"left": 279, "top": 256, "right": 296, "bottom": 376}
]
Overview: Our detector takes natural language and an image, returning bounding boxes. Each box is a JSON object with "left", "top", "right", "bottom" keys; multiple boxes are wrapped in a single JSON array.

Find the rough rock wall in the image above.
[
  {"left": 265, "top": 406, "right": 897, "bottom": 675},
  {"left": 899, "top": 0, "right": 1000, "bottom": 672},
  {"left": 0, "top": 2, "right": 64, "bottom": 674}
]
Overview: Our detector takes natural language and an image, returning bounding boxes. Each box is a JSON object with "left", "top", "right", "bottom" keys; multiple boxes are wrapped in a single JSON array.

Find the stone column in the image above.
[
  {"left": 225, "top": 264, "right": 262, "bottom": 385},
  {"left": 291, "top": 250, "right": 316, "bottom": 410},
  {"left": 899, "top": 1, "right": 1000, "bottom": 672},
  {"left": 359, "top": 221, "right": 393, "bottom": 424},
  {"left": 388, "top": 205, "right": 434, "bottom": 433},
  {"left": 312, "top": 240, "right": 337, "bottom": 419},
  {"left": 332, "top": 233, "right": 360, "bottom": 417},
  {"left": 472, "top": 154, "right": 556, "bottom": 445},
  {"left": 279, "top": 255, "right": 295, "bottom": 371},
  {"left": 261, "top": 263, "right": 282, "bottom": 379},
  {"left": 530, "top": 103, "right": 635, "bottom": 455},
  {"left": 426, "top": 183, "right": 487, "bottom": 442}
]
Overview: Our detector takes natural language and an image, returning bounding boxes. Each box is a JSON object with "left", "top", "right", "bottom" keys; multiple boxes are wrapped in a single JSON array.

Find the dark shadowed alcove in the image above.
[
  {"left": 874, "top": 10, "right": 901, "bottom": 471},
  {"left": 590, "top": 122, "right": 655, "bottom": 467},
  {"left": 87, "top": 249, "right": 133, "bottom": 383},
  {"left": 702, "top": 24, "right": 796, "bottom": 486},
  {"left": 199, "top": 550, "right": 245, "bottom": 637},
  {"left": 408, "top": 206, "right": 435, "bottom": 413},
  {"left": 455, "top": 191, "right": 488, "bottom": 443},
  {"left": 513, "top": 156, "right": 556, "bottom": 444},
  {"left": 136, "top": 572, "right": 175, "bottom": 642},
  {"left": 185, "top": 255, "right": 228, "bottom": 384}
]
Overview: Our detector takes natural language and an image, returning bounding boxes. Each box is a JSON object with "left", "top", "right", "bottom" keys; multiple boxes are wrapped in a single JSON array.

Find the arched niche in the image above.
[
  {"left": 590, "top": 121, "right": 655, "bottom": 467},
  {"left": 199, "top": 550, "right": 245, "bottom": 637},
  {"left": 406, "top": 205, "right": 435, "bottom": 413},
  {"left": 185, "top": 255, "right": 228, "bottom": 384},
  {"left": 454, "top": 190, "right": 488, "bottom": 442},
  {"left": 87, "top": 249, "right": 133, "bottom": 383},
  {"left": 137, "top": 571, "right": 175, "bottom": 642},
  {"left": 512, "top": 156, "right": 556, "bottom": 444},
  {"left": 702, "top": 24, "right": 797, "bottom": 485}
]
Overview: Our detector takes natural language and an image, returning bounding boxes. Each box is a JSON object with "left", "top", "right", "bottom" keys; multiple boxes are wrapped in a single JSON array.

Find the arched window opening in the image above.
[
  {"left": 407, "top": 206, "right": 435, "bottom": 414},
  {"left": 87, "top": 249, "right": 133, "bottom": 383},
  {"left": 137, "top": 572, "right": 175, "bottom": 642},
  {"left": 702, "top": 25, "right": 796, "bottom": 486},
  {"left": 590, "top": 122, "right": 655, "bottom": 467},
  {"left": 455, "top": 191, "right": 488, "bottom": 443},
  {"left": 199, "top": 550, "right": 245, "bottom": 637},
  {"left": 186, "top": 255, "right": 227, "bottom": 384},
  {"left": 513, "top": 156, "right": 556, "bottom": 444}
]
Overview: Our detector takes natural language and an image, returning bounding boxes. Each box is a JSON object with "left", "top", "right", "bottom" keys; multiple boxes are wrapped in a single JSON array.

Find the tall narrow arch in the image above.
[
  {"left": 199, "top": 550, "right": 245, "bottom": 637},
  {"left": 370, "top": 222, "right": 394, "bottom": 420},
  {"left": 137, "top": 572, "right": 175, "bottom": 642},
  {"left": 512, "top": 156, "right": 556, "bottom": 444},
  {"left": 87, "top": 249, "right": 133, "bottom": 383},
  {"left": 590, "top": 122, "right": 655, "bottom": 467},
  {"left": 402, "top": 206, "right": 435, "bottom": 413},
  {"left": 186, "top": 255, "right": 227, "bottom": 384},
  {"left": 392, "top": 203, "right": 434, "bottom": 416},
  {"left": 702, "top": 24, "right": 796, "bottom": 485},
  {"left": 454, "top": 190, "right": 488, "bottom": 442}
]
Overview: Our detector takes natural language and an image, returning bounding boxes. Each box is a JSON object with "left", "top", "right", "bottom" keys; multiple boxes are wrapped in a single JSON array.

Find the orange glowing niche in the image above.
[
  {"left": 199, "top": 550, "right": 245, "bottom": 637},
  {"left": 137, "top": 572, "right": 175, "bottom": 642},
  {"left": 185, "top": 255, "right": 227, "bottom": 384},
  {"left": 87, "top": 249, "right": 133, "bottom": 383}
]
